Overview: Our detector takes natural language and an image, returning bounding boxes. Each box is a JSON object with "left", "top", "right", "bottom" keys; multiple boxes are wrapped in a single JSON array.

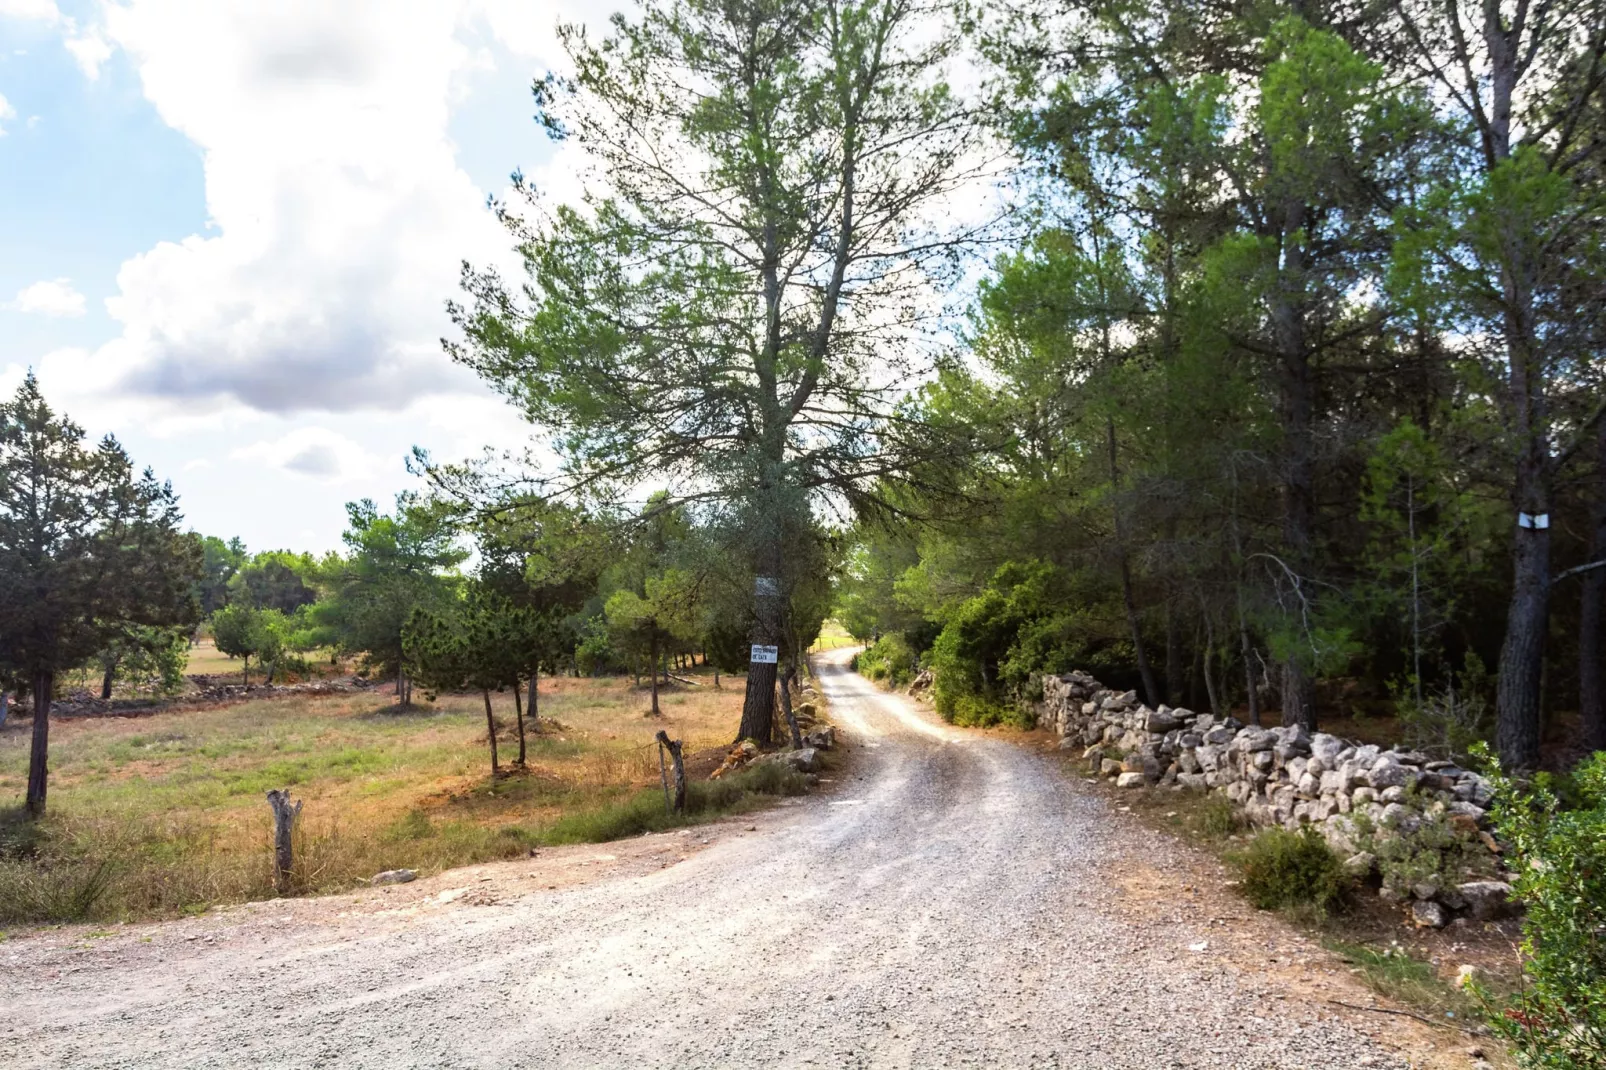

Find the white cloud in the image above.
[
  {"left": 45, "top": 0, "right": 608, "bottom": 423},
  {"left": 64, "top": 28, "right": 112, "bottom": 78},
  {"left": 0, "top": 0, "right": 61, "bottom": 22},
  {"left": 231, "top": 427, "right": 379, "bottom": 482},
  {"left": 8, "top": 278, "right": 87, "bottom": 317},
  {"left": 0, "top": 92, "right": 14, "bottom": 135}
]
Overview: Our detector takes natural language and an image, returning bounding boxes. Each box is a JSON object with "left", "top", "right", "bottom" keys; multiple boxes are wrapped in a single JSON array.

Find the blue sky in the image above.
[{"left": 0, "top": 1, "right": 592, "bottom": 553}]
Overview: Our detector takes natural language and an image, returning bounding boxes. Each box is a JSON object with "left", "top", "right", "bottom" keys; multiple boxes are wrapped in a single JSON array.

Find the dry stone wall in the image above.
[{"left": 1036, "top": 670, "right": 1515, "bottom": 927}]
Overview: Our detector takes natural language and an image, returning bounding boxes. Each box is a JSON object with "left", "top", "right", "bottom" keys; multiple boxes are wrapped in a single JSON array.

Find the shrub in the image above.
[
  {"left": 854, "top": 634, "right": 918, "bottom": 688},
  {"left": 943, "top": 691, "right": 1033, "bottom": 729},
  {"left": 1352, "top": 797, "right": 1499, "bottom": 899},
  {"left": 1229, "top": 827, "right": 1351, "bottom": 914},
  {"left": 1470, "top": 744, "right": 1606, "bottom": 1068}
]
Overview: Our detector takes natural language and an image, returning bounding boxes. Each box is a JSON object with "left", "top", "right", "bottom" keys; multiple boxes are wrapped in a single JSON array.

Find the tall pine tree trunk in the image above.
[
  {"left": 1108, "top": 417, "right": 1159, "bottom": 707},
  {"left": 1496, "top": 319, "right": 1550, "bottom": 770},
  {"left": 1579, "top": 421, "right": 1606, "bottom": 752},
  {"left": 1271, "top": 231, "right": 1317, "bottom": 731},
  {"left": 738, "top": 535, "right": 782, "bottom": 745},
  {"left": 26, "top": 670, "right": 52, "bottom": 815}
]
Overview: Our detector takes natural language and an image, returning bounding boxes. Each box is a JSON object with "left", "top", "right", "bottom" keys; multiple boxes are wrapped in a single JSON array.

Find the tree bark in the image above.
[
  {"left": 482, "top": 690, "right": 500, "bottom": 776},
  {"left": 1164, "top": 597, "right": 1183, "bottom": 707},
  {"left": 1107, "top": 418, "right": 1160, "bottom": 707},
  {"left": 1237, "top": 601, "right": 1261, "bottom": 728},
  {"left": 265, "top": 788, "right": 302, "bottom": 895},
  {"left": 512, "top": 677, "right": 527, "bottom": 767},
  {"left": 242, "top": 654, "right": 250, "bottom": 686},
  {"left": 655, "top": 730, "right": 685, "bottom": 813},
  {"left": 100, "top": 659, "right": 117, "bottom": 701},
  {"left": 527, "top": 670, "right": 539, "bottom": 734},
  {"left": 1269, "top": 199, "right": 1318, "bottom": 732},
  {"left": 26, "top": 670, "right": 52, "bottom": 815},
  {"left": 779, "top": 663, "right": 803, "bottom": 749},
  {"left": 649, "top": 632, "right": 661, "bottom": 716},
  {"left": 738, "top": 547, "right": 783, "bottom": 745},
  {"left": 1580, "top": 421, "right": 1606, "bottom": 752}
]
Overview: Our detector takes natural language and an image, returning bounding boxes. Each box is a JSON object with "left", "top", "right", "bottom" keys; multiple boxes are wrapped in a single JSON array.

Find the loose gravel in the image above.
[{"left": 0, "top": 651, "right": 1442, "bottom": 1069}]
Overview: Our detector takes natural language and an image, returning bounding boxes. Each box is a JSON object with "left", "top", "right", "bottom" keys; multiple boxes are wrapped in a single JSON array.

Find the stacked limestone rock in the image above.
[{"left": 1038, "top": 671, "right": 1515, "bottom": 928}]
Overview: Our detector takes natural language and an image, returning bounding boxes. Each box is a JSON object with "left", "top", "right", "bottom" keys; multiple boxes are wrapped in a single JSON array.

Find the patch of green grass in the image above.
[
  {"left": 1323, "top": 938, "right": 1479, "bottom": 1022},
  {"left": 538, "top": 763, "right": 811, "bottom": 845}
]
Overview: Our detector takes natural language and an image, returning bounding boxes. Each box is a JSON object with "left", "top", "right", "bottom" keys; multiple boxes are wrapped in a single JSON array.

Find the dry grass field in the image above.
[{"left": 0, "top": 668, "right": 811, "bottom": 925}]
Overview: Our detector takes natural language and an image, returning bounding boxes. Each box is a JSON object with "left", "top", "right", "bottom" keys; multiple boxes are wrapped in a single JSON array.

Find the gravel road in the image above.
[{"left": 1, "top": 650, "right": 1460, "bottom": 1069}]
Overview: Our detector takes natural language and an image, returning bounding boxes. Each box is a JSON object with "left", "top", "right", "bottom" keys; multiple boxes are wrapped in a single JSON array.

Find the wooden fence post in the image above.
[
  {"left": 266, "top": 788, "right": 302, "bottom": 894},
  {"left": 654, "top": 730, "right": 685, "bottom": 813}
]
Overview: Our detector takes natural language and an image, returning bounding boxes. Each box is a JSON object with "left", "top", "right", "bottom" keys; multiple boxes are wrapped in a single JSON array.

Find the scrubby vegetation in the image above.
[
  {"left": 1473, "top": 747, "right": 1606, "bottom": 1068},
  {"left": 1229, "top": 828, "right": 1351, "bottom": 915},
  {"left": 852, "top": 634, "right": 919, "bottom": 689}
]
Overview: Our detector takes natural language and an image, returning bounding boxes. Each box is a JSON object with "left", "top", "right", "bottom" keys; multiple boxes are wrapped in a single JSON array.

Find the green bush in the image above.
[
  {"left": 943, "top": 691, "right": 1033, "bottom": 728},
  {"left": 1352, "top": 796, "right": 1499, "bottom": 898},
  {"left": 1471, "top": 744, "right": 1606, "bottom": 1068},
  {"left": 1229, "top": 827, "right": 1351, "bottom": 914},
  {"left": 853, "top": 634, "right": 918, "bottom": 688}
]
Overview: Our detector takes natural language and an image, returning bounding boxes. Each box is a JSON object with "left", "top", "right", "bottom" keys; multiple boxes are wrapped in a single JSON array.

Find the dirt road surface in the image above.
[{"left": 2, "top": 650, "right": 1470, "bottom": 1069}]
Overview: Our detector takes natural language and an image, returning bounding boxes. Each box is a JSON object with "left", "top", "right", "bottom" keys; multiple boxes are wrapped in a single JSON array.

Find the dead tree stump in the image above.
[
  {"left": 266, "top": 788, "right": 302, "bottom": 894},
  {"left": 655, "top": 730, "right": 685, "bottom": 813}
]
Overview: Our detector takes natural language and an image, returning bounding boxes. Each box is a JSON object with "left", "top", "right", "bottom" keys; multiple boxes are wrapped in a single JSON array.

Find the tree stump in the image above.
[{"left": 266, "top": 788, "right": 302, "bottom": 894}]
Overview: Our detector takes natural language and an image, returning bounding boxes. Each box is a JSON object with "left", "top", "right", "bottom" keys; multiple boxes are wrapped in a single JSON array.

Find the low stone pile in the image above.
[{"left": 1038, "top": 670, "right": 1515, "bottom": 928}]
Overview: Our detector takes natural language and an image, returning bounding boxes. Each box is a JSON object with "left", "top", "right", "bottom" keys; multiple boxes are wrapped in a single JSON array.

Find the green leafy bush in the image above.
[
  {"left": 1471, "top": 744, "right": 1606, "bottom": 1068},
  {"left": 1229, "top": 827, "right": 1351, "bottom": 914},
  {"left": 853, "top": 634, "right": 918, "bottom": 688},
  {"left": 1351, "top": 797, "right": 1499, "bottom": 899}
]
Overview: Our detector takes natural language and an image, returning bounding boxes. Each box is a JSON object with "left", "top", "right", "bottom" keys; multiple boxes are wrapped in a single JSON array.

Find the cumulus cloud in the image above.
[
  {"left": 231, "top": 427, "right": 379, "bottom": 482},
  {"left": 0, "top": 92, "right": 13, "bottom": 135},
  {"left": 9, "top": 278, "right": 87, "bottom": 316},
  {"left": 56, "top": 0, "right": 595, "bottom": 421},
  {"left": 0, "top": 0, "right": 60, "bottom": 22}
]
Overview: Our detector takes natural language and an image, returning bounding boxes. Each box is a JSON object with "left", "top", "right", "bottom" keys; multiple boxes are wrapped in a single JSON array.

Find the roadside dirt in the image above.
[{"left": 2, "top": 650, "right": 1493, "bottom": 1069}]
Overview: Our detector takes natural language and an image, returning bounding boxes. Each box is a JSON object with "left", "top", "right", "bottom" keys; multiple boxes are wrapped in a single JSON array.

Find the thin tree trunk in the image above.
[
  {"left": 1108, "top": 417, "right": 1160, "bottom": 707},
  {"left": 1164, "top": 597, "right": 1182, "bottom": 706},
  {"left": 780, "top": 663, "right": 802, "bottom": 749},
  {"left": 482, "top": 690, "right": 500, "bottom": 776},
  {"left": 242, "top": 654, "right": 250, "bottom": 686},
  {"left": 1201, "top": 607, "right": 1222, "bottom": 718},
  {"left": 100, "top": 659, "right": 117, "bottom": 701},
  {"left": 512, "top": 677, "right": 527, "bottom": 767},
  {"left": 0, "top": 690, "right": 8, "bottom": 729},
  {"left": 26, "top": 670, "right": 52, "bottom": 814},
  {"left": 649, "top": 633, "right": 661, "bottom": 716},
  {"left": 527, "top": 670, "right": 539, "bottom": 734},
  {"left": 654, "top": 730, "right": 685, "bottom": 813},
  {"left": 1236, "top": 590, "right": 1261, "bottom": 727},
  {"left": 1580, "top": 420, "right": 1606, "bottom": 752}
]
